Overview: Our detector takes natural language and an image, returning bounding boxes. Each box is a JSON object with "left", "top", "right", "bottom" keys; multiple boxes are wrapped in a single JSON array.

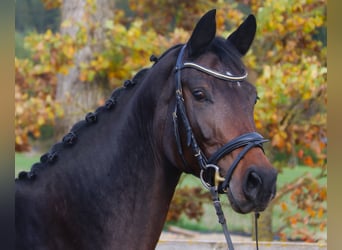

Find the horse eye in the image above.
[{"left": 192, "top": 90, "right": 206, "bottom": 101}]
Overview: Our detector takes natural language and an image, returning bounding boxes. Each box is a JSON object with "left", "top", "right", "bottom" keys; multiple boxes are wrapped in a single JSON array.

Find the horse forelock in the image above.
[{"left": 207, "top": 38, "right": 246, "bottom": 76}]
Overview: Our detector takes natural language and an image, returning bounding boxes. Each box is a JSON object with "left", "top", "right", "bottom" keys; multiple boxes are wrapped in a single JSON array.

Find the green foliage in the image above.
[
  {"left": 15, "top": 31, "right": 31, "bottom": 59},
  {"left": 15, "top": 0, "right": 60, "bottom": 33},
  {"left": 129, "top": 0, "right": 221, "bottom": 33}
]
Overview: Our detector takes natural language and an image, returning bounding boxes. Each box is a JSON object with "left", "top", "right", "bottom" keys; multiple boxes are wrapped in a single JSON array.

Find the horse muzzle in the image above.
[{"left": 227, "top": 165, "right": 277, "bottom": 214}]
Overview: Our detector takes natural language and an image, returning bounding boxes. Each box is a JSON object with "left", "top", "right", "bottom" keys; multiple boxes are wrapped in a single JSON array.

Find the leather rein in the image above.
[{"left": 172, "top": 44, "right": 266, "bottom": 249}]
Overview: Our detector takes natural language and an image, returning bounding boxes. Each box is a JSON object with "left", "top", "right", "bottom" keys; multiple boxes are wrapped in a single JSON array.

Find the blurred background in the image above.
[{"left": 15, "top": 0, "right": 326, "bottom": 243}]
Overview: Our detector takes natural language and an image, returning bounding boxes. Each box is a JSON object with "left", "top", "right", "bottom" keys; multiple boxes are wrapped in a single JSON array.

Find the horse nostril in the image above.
[
  {"left": 244, "top": 171, "right": 262, "bottom": 201},
  {"left": 247, "top": 171, "right": 262, "bottom": 189}
]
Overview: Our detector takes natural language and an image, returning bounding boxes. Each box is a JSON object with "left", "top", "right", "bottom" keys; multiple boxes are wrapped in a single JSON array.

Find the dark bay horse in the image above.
[{"left": 15, "top": 10, "right": 277, "bottom": 250}]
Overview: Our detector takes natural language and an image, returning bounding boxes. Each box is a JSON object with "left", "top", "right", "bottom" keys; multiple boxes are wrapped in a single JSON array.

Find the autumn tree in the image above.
[
  {"left": 242, "top": 0, "right": 327, "bottom": 241},
  {"left": 51, "top": 0, "right": 115, "bottom": 137}
]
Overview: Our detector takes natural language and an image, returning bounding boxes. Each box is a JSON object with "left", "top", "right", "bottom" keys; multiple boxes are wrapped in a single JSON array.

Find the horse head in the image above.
[{"left": 159, "top": 10, "right": 277, "bottom": 214}]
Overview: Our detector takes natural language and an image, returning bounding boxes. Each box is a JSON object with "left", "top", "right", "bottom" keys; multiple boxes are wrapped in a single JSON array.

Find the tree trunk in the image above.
[
  {"left": 252, "top": 204, "right": 274, "bottom": 241},
  {"left": 55, "top": 0, "right": 114, "bottom": 138}
]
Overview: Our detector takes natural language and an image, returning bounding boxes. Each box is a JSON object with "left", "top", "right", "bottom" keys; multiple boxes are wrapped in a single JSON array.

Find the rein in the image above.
[{"left": 172, "top": 45, "right": 266, "bottom": 249}]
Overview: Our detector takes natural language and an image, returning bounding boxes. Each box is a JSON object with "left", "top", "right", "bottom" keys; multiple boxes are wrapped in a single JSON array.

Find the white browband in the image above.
[{"left": 182, "top": 62, "right": 248, "bottom": 81}]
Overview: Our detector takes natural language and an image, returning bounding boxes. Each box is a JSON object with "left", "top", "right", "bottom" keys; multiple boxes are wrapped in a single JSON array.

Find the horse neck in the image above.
[
  {"left": 102, "top": 72, "right": 182, "bottom": 248},
  {"left": 16, "top": 63, "right": 182, "bottom": 249}
]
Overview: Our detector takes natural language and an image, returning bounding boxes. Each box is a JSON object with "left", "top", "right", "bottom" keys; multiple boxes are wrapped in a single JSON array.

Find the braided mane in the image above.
[{"left": 17, "top": 68, "right": 150, "bottom": 181}]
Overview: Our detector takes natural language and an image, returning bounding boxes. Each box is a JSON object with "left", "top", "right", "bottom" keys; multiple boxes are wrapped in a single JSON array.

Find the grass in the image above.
[
  {"left": 15, "top": 153, "right": 326, "bottom": 239},
  {"left": 15, "top": 153, "right": 40, "bottom": 176}
]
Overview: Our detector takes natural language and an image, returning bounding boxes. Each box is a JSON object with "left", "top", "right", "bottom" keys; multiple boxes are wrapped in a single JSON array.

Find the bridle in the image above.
[
  {"left": 172, "top": 44, "right": 267, "bottom": 249},
  {"left": 173, "top": 44, "right": 268, "bottom": 192}
]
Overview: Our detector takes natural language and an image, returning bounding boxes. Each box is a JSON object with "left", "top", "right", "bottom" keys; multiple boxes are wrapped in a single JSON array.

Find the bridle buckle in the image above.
[{"left": 200, "top": 164, "right": 226, "bottom": 191}]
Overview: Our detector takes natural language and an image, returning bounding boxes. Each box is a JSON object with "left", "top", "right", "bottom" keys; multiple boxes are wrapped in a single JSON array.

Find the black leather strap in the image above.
[
  {"left": 220, "top": 138, "right": 266, "bottom": 192},
  {"left": 208, "top": 132, "right": 268, "bottom": 164}
]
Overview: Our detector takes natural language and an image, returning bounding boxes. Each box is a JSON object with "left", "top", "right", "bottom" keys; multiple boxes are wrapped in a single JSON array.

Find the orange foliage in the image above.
[{"left": 166, "top": 186, "right": 210, "bottom": 222}]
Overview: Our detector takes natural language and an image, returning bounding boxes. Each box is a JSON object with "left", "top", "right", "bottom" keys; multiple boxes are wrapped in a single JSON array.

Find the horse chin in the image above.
[{"left": 226, "top": 189, "right": 257, "bottom": 214}]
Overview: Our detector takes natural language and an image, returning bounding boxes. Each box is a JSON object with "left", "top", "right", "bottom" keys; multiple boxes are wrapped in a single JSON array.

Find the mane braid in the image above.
[{"left": 17, "top": 67, "right": 150, "bottom": 181}]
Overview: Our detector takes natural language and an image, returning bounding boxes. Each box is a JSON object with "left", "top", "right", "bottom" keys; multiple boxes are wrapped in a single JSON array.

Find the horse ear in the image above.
[
  {"left": 187, "top": 9, "right": 216, "bottom": 58},
  {"left": 227, "top": 14, "right": 256, "bottom": 56}
]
